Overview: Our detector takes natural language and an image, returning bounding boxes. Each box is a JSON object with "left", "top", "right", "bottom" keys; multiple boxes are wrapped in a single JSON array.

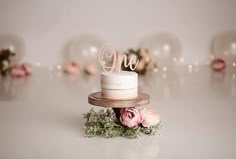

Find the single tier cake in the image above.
[{"left": 101, "top": 71, "right": 138, "bottom": 99}]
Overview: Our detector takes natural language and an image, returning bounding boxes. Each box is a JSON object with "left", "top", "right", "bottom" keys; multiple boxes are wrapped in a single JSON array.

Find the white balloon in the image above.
[
  {"left": 211, "top": 31, "right": 236, "bottom": 67},
  {"left": 139, "top": 32, "right": 182, "bottom": 68},
  {"left": 65, "top": 35, "right": 105, "bottom": 67}
]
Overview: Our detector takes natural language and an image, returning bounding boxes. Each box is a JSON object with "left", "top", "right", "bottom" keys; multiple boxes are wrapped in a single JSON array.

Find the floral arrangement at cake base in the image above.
[{"left": 83, "top": 108, "right": 161, "bottom": 138}]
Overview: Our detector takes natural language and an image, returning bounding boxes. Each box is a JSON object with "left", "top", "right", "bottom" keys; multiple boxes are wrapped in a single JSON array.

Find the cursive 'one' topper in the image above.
[{"left": 99, "top": 45, "right": 139, "bottom": 73}]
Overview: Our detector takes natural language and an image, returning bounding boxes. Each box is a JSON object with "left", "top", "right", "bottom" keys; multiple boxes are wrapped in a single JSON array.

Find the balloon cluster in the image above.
[{"left": 139, "top": 32, "right": 182, "bottom": 70}]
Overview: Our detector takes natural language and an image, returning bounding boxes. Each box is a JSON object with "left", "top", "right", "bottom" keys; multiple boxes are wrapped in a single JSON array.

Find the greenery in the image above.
[
  {"left": 0, "top": 48, "right": 15, "bottom": 76},
  {"left": 83, "top": 108, "right": 161, "bottom": 138}
]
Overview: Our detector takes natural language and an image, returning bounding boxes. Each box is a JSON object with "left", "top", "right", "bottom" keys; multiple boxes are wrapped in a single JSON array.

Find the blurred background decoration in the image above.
[
  {"left": 139, "top": 32, "right": 182, "bottom": 72},
  {"left": 0, "top": 34, "right": 25, "bottom": 64},
  {"left": 61, "top": 34, "right": 106, "bottom": 75},
  {"left": 210, "top": 31, "right": 236, "bottom": 69},
  {"left": 63, "top": 34, "right": 106, "bottom": 68},
  {"left": 0, "top": 48, "right": 15, "bottom": 76},
  {"left": 122, "top": 48, "right": 158, "bottom": 75}
]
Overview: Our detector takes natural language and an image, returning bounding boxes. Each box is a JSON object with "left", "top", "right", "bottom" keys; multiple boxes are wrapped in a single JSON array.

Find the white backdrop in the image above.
[{"left": 0, "top": 0, "right": 235, "bottom": 66}]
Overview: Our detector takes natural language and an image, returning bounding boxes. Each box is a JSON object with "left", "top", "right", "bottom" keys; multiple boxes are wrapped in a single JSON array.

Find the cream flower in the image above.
[{"left": 141, "top": 108, "right": 160, "bottom": 127}]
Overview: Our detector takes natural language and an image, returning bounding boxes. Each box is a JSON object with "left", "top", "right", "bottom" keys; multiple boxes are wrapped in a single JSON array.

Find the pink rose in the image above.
[
  {"left": 136, "top": 59, "right": 146, "bottom": 71},
  {"left": 84, "top": 64, "right": 97, "bottom": 75},
  {"left": 10, "top": 65, "right": 26, "bottom": 77},
  {"left": 65, "top": 61, "right": 79, "bottom": 75},
  {"left": 22, "top": 63, "right": 32, "bottom": 75},
  {"left": 211, "top": 58, "right": 226, "bottom": 72},
  {"left": 120, "top": 108, "right": 143, "bottom": 128},
  {"left": 140, "top": 49, "right": 150, "bottom": 63},
  {"left": 141, "top": 108, "right": 160, "bottom": 127}
]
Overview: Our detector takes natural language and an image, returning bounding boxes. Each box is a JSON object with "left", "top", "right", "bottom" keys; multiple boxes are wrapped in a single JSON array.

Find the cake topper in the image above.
[{"left": 99, "top": 45, "right": 139, "bottom": 73}]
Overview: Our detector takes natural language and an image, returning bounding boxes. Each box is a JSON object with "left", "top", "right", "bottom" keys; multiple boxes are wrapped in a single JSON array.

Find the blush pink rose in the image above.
[
  {"left": 84, "top": 64, "right": 97, "bottom": 75},
  {"left": 211, "top": 58, "right": 226, "bottom": 72},
  {"left": 141, "top": 108, "right": 160, "bottom": 127},
  {"left": 65, "top": 61, "right": 79, "bottom": 75},
  {"left": 120, "top": 108, "right": 143, "bottom": 128},
  {"left": 10, "top": 65, "right": 26, "bottom": 77},
  {"left": 22, "top": 63, "right": 32, "bottom": 75}
]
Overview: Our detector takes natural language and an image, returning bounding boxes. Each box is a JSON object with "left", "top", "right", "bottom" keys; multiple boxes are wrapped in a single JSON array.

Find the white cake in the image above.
[{"left": 101, "top": 71, "right": 138, "bottom": 99}]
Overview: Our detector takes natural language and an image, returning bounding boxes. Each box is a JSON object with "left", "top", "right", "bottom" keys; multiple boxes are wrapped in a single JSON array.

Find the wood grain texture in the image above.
[{"left": 88, "top": 92, "right": 150, "bottom": 108}]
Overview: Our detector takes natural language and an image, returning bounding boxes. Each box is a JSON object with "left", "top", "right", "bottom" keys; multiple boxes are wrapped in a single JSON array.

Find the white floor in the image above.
[{"left": 0, "top": 66, "right": 235, "bottom": 159}]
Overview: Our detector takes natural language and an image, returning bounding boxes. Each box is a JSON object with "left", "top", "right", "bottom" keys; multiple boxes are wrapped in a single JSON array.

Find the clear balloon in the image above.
[
  {"left": 0, "top": 34, "right": 25, "bottom": 63},
  {"left": 211, "top": 31, "right": 236, "bottom": 66},
  {"left": 64, "top": 34, "right": 105, "bottom": 67},
  {"left": 139, "top": 32, "right": 182, "bottom": 69}
]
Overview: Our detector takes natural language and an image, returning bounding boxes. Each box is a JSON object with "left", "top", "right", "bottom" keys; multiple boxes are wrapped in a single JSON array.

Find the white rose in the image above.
[{"left": 141, "top": 108, "right": 160, "bottom": 127}]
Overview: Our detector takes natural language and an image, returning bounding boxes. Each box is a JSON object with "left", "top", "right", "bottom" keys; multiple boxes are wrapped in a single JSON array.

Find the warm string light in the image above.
[
  {"left": 32, "top": 58, "right": 230, "bottom": 74},
  {"left": 153, "top": 67, "right": 158, "bottom": 72},
  {"left": 210, "top": 54, "right": 215, "bottom": 60},
  {"left": 233, "top": 62, "right": 236, "bottom": 67},
  {"left": 35, "top": 62, "right": 41, "bottom": 67},
  {"left": 34, "top": 62, "right": 63, "bottom": 72},
  {"left": 188, "top": 64, "right": 193, "bottom": 73},
  {"left": 162, "top": 67, "right": 167, "bottom": 72},
  {"left": 56, "top": 65, "right": 62, "bottom": 71}
]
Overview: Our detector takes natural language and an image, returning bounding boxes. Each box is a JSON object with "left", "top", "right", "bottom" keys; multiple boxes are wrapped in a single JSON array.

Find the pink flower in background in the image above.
[
  {"left": 136, "top": 59, "right": 146, "bottom": 71},
  {"left": 120, "top": 108, "right": 143, "bottom": 128},
  {"left": 10, "top": 65, "right": 26, "bottom": 77},
  {"left": 22, "top": 63, "right": 32, "bottom": 75},
  {"left": 84, "top": 64, "right": 97, "bottom": 75},
  {"left": 141, "top": 108, "right": 160, "bottom": 127},
  {"left": 140, "top": 49, "right": 150, "bottom": 63},
  {"left": 65, "top": 61, "right": 79, "bottom": 75},
  {"left": 211, "top": 58, "right": 226, "bottom": 72}
]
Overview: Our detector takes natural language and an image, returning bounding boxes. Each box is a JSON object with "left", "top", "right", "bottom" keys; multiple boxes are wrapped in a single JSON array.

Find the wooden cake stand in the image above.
[{"left": 88, "top": 92, "right": 150, "bottom": 108}]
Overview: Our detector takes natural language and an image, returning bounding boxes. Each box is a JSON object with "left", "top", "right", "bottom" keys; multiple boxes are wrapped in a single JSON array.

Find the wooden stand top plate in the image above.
[{"left": 88, "top": 92, "right": 150, "bottom": 108}]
